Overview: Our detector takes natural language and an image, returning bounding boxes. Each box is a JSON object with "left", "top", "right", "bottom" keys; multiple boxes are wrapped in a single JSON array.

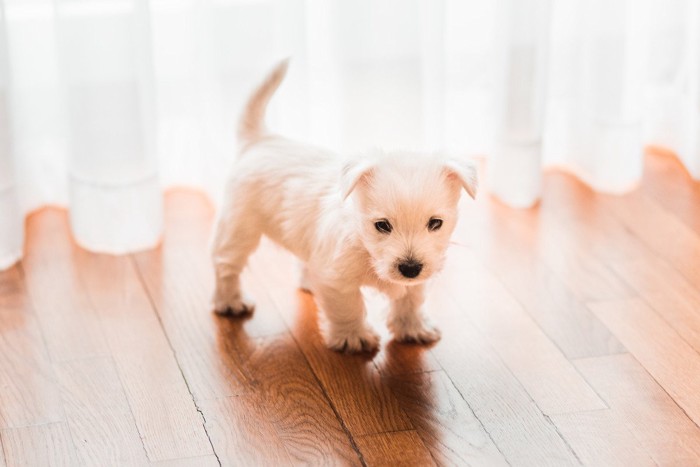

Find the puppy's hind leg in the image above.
[{"left": 211, "top": 199, "right": 261, "bottom": 316}]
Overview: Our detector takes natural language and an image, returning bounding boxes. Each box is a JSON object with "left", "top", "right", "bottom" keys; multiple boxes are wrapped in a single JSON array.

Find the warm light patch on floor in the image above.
[{"left": 1, "top": 152, "right": 700, "bottom": 465}]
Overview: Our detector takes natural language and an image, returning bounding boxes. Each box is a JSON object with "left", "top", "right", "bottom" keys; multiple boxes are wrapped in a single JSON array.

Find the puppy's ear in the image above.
[
  {"left": 341, "top": 160, "right": 374, "bottom": 200},
  {"left": 444, "top": 158, "right": 478, "bottom": 199}
]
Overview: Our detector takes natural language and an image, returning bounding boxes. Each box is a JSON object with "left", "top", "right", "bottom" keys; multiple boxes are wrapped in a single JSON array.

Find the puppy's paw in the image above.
[
  {"left": 390, "top": 316, "right": 441, "bottom": 344},
  {"left": 212, "top": 289, "right": 255, "bottom": 316},
  {"left": 325, "top": 325, "right": 380, "bottom": 354}
]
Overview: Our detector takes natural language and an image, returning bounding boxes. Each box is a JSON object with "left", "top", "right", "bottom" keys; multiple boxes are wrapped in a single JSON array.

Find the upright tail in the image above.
[{"left": 237, "top": 59, "right": 289, "bottom": 144}]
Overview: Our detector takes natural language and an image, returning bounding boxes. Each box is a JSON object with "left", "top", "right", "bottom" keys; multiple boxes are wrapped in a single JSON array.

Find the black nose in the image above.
[{"left": 398, "top": 260, "right": 423, "bottom": 278}]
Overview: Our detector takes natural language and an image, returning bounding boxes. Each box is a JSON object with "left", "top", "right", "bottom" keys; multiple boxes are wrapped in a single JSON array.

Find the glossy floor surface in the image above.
[{"left": 1, "top": 151, "right": 700, "bottom": 466}]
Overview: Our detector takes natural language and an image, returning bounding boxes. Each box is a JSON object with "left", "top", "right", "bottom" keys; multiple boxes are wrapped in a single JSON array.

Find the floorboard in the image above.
[
  {"left": 355, "top": 430, "right": 436, "bottom": 466},
  {"left": 1, "top": 422, "right": 78, "bottom": 467},
  {"left": 604, "top": 193, "right": 700, "bottom": 285},
  {"left": 642, "top": 147, "right": 700, "bottom": 235},
  {"left": 588, "top": 299, "right": 700, "bottom": 427},
  {"left": 249, "top": 259, "right": 415, "bottom": 437},
  {"left": 0, "top": 267, "right": 64, "bottom": 429},
  {"left": 428, "top": 290, "right": 582, "bottom": 466},
  {"left": 54, "top": 357, "right": 148, "bottom": 466},
  {"left": 76, "top": 252, "right": 214, "bottom": 462},
  {"left": 384, "top": 370, "right": 508, "bottom": 465},
  {"left": 22, "top": 211, "right": 109, "bottom": 362},
  {"left": 134, "top": 193, "right": 360, "bottom": 465},
  {"left": 575, "top": 353, "right": 700, "bottom": 465},
  {"left": 149, "top": 455, "right": 221, "bottom": 467},
  {"left": 456, "top": 186, "right": 626, "bottom": 360},
  {"left": 609, "top": 257, "right": 700, "bottom": 353},
  {"left": 1, "top": 152, "right": 700, "bottom": 465},
  {"left": 549, "top": 409, "right": 655, "bottom": 466},
  {"left": 441, "top": 246, "right": 605, "bottom": 415}
]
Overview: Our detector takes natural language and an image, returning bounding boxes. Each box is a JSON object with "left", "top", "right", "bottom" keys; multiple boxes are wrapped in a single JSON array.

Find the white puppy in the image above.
[{"left": 212, "top": 60, "right": 478, "bottom": 353}]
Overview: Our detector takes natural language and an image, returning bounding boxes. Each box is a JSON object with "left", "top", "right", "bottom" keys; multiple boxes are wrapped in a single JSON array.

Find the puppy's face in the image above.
[{"left": 342, "top": 152, "right": 477, "bottom": 285}]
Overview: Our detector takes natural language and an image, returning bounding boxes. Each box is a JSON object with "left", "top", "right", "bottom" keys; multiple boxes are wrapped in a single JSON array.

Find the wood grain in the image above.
[
  {"left": 575, "top": 353, "right": 700, "bottom": 465},
  {"left": 2, "top": 151, "right": 700, "bottom": 465},
  {"left": 499, "top": 202, "right": 634, "bottom": 302},
  {"left": 241, "top": 334, "right": 360, "bottom": 465},
  {"left": 76, "top": 252, "right": 213, "bottom": 462},
  {"left": 134, "top": 193, "right": 360, "bottom": 465},
  {"left": 21, "top": 210, "right": 109, "bottom": 362},
  {"left": 550, "top": 409, "right": 655, "bottom": 466},
  {"left": 602, "top": 192, "right": 700, "bottom": 285},
  {"left": 464, "top": 200, "right": 625, "bottom": 359},
  {"left": 588, "top": 299, "right": 700, "bottom": 427},
  {"left": 54, "top": 357, "right": 148, "bottom": 466},
  {"left": 132, "top": 247, "right": 251, "bottom": 402},
  {"left": 248, "top": 244, "right": 414, "bottom": 437},
  {"left": 428, "top": 290, "right": 581, "bottom": 465},
  {"left": 356, "top": 430, "right": 435, "bottom": 467},
  {"left": 1, "top": 422, "right": 78, "bottom": 467},
  {"left": 642, "top": 147, "right": 700, "bottom": 235},
  {"left": 480, "top": 247, "right": 624, "bottom": 360},
  {"left": 371, "top": 340, "right": 442, "bottom": 378},
  {"left": 195, "top": 331, "right": 361, "bottom": 465},
  {"left": 198, "top": 395, "right": 295, "bottom": 466},
  {"left": 609, "top": 256, "right": 700, "bottom": 353},
  {"left": 540, "top": 172, "right": 648, "bottom": 262},
  {"left": 130, "top": 192, "right": 292, "bottom": 403},
  {"left": 149, "top": 455, "right": 221, "bottom": 467},
  {"left": 384, "top": 370, "right": 508, "bottom": 466},
  {"left": 0, "top": 266, "right": 63, "bottom": 428},
  {"left": 442, "top": 245, "right": 605, "bottom": 415}
]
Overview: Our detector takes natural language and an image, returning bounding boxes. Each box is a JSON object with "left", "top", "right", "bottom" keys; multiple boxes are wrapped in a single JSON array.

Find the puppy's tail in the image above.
[{"left": 237, "top": 59, "right": 289, "bottom": 145}]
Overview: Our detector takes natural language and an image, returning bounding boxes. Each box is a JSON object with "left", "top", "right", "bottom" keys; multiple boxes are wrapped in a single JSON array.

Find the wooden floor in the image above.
[{"left": 2, "top": 150, "right": 700, "bottom": 466}]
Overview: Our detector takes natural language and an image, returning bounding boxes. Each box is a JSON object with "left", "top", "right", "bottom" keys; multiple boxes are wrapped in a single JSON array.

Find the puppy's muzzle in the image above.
[{"left": 398, "top": 260, "right": 423, "bottom": 279}]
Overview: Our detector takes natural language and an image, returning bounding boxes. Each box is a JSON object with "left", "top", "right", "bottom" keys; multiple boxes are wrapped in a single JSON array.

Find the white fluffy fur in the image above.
[{"left": 212, "top": 60, "right": 478, "bottom": 353}]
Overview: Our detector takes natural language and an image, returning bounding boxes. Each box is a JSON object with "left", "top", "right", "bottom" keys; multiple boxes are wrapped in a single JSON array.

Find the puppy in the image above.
[{"left": 211, "top": 60, "right": 478, "bottom": 353}]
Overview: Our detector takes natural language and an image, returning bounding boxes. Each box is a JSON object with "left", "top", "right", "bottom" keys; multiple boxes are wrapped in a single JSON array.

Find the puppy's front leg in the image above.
[
  {"left": 388, "top": 283, "right": 441, "bottom": 344},
  {"left": 315, "top": 285, "right": 379, "bottom": 353}
]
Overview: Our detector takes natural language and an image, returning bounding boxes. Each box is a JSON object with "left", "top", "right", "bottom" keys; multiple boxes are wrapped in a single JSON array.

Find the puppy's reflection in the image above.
[
  {"left": 212, "top": 281, "right": 460, "bottom": 464},
  {"left": 293, "top": 288, "right": 445, "bottom": 459},
  {"left": 380, "top": 341, "right": 500, "bottom": 465},
  {"left": 213, "top": 310, "right": 258, "bottom": 390}
]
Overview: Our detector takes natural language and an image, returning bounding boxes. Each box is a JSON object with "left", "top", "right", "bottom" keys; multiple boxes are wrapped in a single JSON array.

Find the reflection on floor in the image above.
[{"left": 1, "top": 150, "right": 700, "bottom": 465}]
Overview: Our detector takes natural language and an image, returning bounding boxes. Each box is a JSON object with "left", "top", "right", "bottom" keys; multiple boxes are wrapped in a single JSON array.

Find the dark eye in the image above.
[
  {"left": 428, "top": 218, "right": 443, "bottom": 231},
  {"left": 374, "top": 220, "right": 392, "bottom": 234}
]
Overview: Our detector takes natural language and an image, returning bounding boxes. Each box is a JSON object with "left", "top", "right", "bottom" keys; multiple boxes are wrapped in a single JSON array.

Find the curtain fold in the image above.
[
  {"left": 1, "top": 0, "right": 699, "bottom": 270},
  {"left": 58, "top": 0, "right": 162, "bottom": 253},
  {"left": 489, "top": 0, "right": 550, "bottom": 207},
  {"left": 0, "top": 0, "right": 21, "bottom": 269},
  {"left": 541, "top": 0, "right": 650, "bottom": 195}
]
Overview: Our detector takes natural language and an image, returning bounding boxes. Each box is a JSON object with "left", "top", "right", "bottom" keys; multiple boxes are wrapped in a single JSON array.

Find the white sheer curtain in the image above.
[{"left": 1, "top": 0, "right": 699, "bottom": 269}]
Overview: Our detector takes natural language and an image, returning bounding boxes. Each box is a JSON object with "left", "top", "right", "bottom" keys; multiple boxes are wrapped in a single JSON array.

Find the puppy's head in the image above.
[{"left": 341, "top": 150, "right": 477, "bottom": 285}]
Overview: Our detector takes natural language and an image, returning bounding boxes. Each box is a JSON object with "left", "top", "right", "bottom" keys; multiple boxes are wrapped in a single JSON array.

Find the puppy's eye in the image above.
[
  {"left": 427, "top": 218, "right": 443, "bottom": 231},
  {"left": 374, "top": 220, "right": 392, "bottom": 234}
]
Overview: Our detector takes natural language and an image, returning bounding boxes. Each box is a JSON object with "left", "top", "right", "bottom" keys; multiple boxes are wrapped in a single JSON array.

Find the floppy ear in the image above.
[
  {"left": 444, "top": 158, "right": 478, "bottom": 199},
  {"left": 340, "top": 159, "right": 374, "bottom": 200}
]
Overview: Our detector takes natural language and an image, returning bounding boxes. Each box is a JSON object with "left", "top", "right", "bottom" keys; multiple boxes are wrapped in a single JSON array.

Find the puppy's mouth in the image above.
[{"left": 386, "top": 275, "right": 430, "bottom": 286}]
